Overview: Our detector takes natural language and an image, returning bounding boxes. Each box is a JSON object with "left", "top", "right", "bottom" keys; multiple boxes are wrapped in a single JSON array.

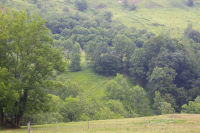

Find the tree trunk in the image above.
[
  {"left": 14, "top": 113, "right": 23, "bottom": 128},
  {"left": 0, "top": 111, "right": 6, "bottom": 126},
  {"left": 13, "top": 89, "right": 28, "bottom": 128}
]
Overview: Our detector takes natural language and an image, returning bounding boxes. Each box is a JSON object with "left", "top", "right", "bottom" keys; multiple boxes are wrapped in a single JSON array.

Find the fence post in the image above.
[
  {"left": 56, "top": 121, "right": 58, "bottom": 129},
  {"left": 148, "top": 121, "right": 150, "bottom": 127},
  {"left": 87, "top": 120, "right": 89, "bottom": 129},
  {"left": 27, "top": 122, "right": 30, "bottom": 133}
]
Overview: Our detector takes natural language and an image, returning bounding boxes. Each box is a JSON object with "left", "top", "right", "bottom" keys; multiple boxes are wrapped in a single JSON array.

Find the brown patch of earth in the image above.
[{"left": 96, "top": 3, "right": 107, "bottom": 9}]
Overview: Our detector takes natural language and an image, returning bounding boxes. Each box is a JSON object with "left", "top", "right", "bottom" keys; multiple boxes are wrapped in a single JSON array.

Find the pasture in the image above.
[
  {"left": 3, "top": 0, "right": 200, "bottom": 38},
  {"left": 1, "top": 114, "right": 200, "bottom": 133}
]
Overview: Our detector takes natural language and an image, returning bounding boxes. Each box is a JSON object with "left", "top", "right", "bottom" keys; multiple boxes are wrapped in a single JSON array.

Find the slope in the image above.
[{"left": 1, "top": 0, "right": 200, "bottom": 38}]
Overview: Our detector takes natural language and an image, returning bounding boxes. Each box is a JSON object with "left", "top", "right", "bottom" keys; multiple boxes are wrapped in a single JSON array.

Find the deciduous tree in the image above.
[{"left": 0, "top": 10, "right": 65, "bottom": 127}]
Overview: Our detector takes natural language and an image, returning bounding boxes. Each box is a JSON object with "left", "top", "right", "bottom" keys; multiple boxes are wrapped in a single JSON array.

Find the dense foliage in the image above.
[
  {"left": 105, "top": 74, "right": 151, "bottom": 116},
  {"left": 0, "top": 10, "right": 65, "bottom": 127},
  {"left": 181, "top": 96, "right": 200, "bottom": 113}
]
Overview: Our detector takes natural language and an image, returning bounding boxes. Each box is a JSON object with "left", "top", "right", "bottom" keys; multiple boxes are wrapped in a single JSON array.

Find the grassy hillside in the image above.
[
  {"left": 56, "top": 51, "right": 135, "bottom": 99},
  {"left": 1, "top": 114, "right": 200, "bottom": 133},
  {"left": 56, "top": 68, "right": 111, "bottom": 99},
  {"left": 56, "top": 51, "right": 109, "bottom": 99},
  {"left": 1, "top": 0, "right": 200, "bottom": 38},
  {"left": 91, "top": 0, "right": 200, "bottom": 37}
]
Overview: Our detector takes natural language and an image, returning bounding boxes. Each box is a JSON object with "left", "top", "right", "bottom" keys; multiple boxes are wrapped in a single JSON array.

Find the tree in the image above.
[
  {"left": 113, "top": 34, "right": 135, "bottom": 72},
  {"left": 103, "top": 11, "right": 113, "bottom": 22},
  {"left": 95, "top": 53, "right": 121, "bottom": 76},
  {"left": 106, "top": 100, "right": 127, "bottom": 117},
  {"left": 0, "top": 68, "right": 19, "bottom": 126},
  {"left": 129, "top": 36, "right": 199, "bottom": 111},
  {"left": 105, "top": 74, "right": 151, "bottom": 116},
  {"left": 148, "top": 67, "right": 177, "bottom": 94},
  {"left": 69, "top": 42, "right": 81, "bottom": 72},
  {"left": 181, "top": 96, "right": 200, "bottom": 113},
  {"left": 61, "top": 97, "right": 81, "bottom": 122},
  {"left": 153, "top": 91, "right": 175, "bottom": 114},
  {"left": 129, "top": 48, "right": 148, "bottom": 85},
  {"left": 159, "top": 102, "right": 175, "bottom": 114},
  {"left": 51, "top": 80, "right": 81, "bottom": 100},
  {"left": 22, "top": 94, "right": 64, "bottom": 124},
  {"left": 188, "top": 30, "right": 200, "bottom": 43},
  {"left": 105, "top": 74, "right": 129, "bottom": 100},
  {"left": 0, "top": 10, "right": 65, "bottom": 127},
  {"left": 126, "top": 86, "right": 151, "bottom": 116}
]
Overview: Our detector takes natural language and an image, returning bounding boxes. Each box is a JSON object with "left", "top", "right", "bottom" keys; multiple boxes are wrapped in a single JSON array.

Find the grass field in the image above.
[
  {"left": 56, "top": 68, "right": 111, "bottom": 99},
  {"left": 1, "top": 114, "right": 200, "bottom": 133},
  {"left": 100, "top": 0, "right": 200, "bottom": 38},
  {"left": 2, "top": 0, "right": 200, "bottom": 38}
]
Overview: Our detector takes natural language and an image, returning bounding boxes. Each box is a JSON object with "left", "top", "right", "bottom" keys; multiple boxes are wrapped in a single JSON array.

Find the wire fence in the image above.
[{"left": 25, "top": 117, "right": 177, "bottom": 133}]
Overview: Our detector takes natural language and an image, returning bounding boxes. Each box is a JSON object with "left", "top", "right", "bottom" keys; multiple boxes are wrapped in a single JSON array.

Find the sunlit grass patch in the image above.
[{"left": 1, "top": 114, "right": 200, "bottom": 133}]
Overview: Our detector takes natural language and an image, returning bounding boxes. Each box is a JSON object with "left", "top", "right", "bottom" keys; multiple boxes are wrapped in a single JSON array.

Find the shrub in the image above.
[
  {"left": 186, "top": 0, "right": 194, "bottom": 7},
  {"left": 75, "top": 0, "right": 88, "bottom": 11},
  {"left": 181, "top": 96, "right": 200, "bottom": 113},
  {"left": 129, "top": 4, "right": 137, "bottom": 11}
]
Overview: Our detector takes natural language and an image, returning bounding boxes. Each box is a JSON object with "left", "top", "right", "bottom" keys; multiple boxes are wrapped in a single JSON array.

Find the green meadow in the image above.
[
  {"left": 3, "top": 0, "right": 200, "bottom": 38},
  {"left": 92, "top": 0, "right": 200, "bottom": 38},
  {"left": 1, "top": 114, "right": 200, "bottom": 133},
  {"left": 56, "top": 68, "right": 110, "bottom": 99}
]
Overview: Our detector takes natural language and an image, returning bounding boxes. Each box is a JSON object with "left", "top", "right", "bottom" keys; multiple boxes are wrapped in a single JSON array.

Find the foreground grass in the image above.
[{"left": 1, "top": 114, "right": 200, "bottom": 133}]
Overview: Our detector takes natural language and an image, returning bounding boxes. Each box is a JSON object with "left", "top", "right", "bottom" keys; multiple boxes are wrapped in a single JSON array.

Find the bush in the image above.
[
  {"left": 181, "top": 96, "right": 200, "bottom": 113},
  {"left": 153, "top": 91, "right": 175, "bottom": 114},
  {"left": 129, "top": 4, "right": 137, "bottom": 11},
  {"left": 103, "top": 11, "right": 113, "bottom": 22},
  {"left": 106, "top": 100, "right": 127, "bottom": 117},
  {"left": 75, "top": 0, "right": 88, "bottom": 11},
  {"left": 186, "top": 0, "right": 194, "bottom": 7},
  {"left": 188, "top": 30, "right": 200, "bottom": 43},
  {"left": 95, "top": 54, "right": 122, "bottom": 76},
  {"left": 123, "top": 0, "right": 137, "bottom": 11}
]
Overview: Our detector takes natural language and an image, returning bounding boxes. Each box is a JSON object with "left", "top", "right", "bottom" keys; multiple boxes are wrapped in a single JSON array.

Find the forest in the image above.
[{"left": 0, "top": 0, "right": 200, "bottom": 128}]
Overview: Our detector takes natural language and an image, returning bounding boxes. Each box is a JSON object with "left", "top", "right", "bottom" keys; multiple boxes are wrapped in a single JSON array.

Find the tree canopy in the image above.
[{"left": 0, "top": 10, "right": 65, "bottom": 127}]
